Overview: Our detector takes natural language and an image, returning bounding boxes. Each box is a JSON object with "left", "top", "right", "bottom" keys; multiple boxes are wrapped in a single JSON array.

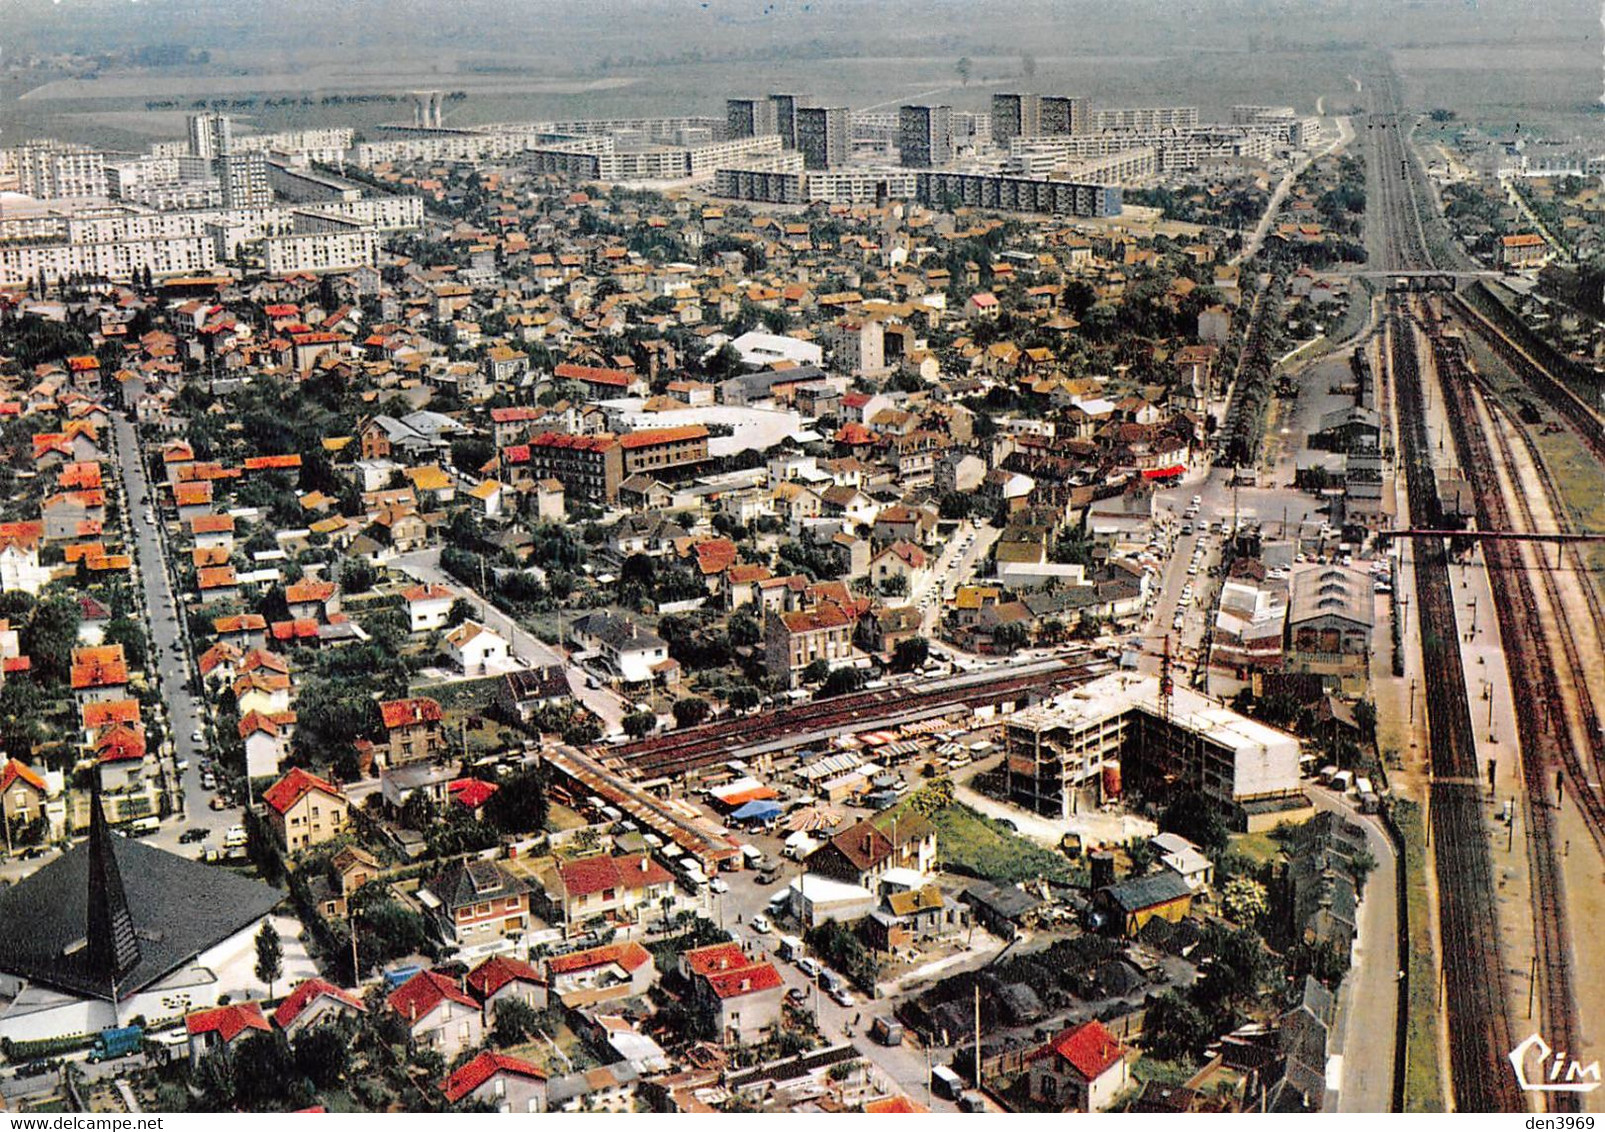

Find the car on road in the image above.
[
  {"left": 785, "top": 987, "right": 808, "bottom": 1006},
  {"left": 709, "top": 877, "right": 729, "bottom": 894},
  {"left": 796, "top": 956, "right": 822, "bottom": 979},
  {"left": 830, "top": 986, "right": 855, "bottom": 1008},
  {"left": 191, "top": 730, "right": 203, "bottom": 744},
  {"left": 756, "top": 868, "right": 779, "bottom": 885},
  {"left": 175, "top": 759, "right": 189, "bottom": 773},
  {"left": 179, "top": 828, "right": 207, "bottom": 844},
  {"left": 223, "top": 825, "right": 247, "bottom": 849},
  {"left": 750, "top": 912, "right": 773, "bottom": 934},
  {"left": 16, "top": 1060, "right": 51, "bottom": 1078}
]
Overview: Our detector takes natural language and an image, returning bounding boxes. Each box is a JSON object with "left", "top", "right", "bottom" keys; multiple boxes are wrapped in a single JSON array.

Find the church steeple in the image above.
[{"left": 84, "top": 784, "right": 140, "bottom": 994}]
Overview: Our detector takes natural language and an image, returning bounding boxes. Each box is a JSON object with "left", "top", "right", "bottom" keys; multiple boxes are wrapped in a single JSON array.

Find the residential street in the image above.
[{"left": 112, "top": 413, "right": 234, "bottom": 852}]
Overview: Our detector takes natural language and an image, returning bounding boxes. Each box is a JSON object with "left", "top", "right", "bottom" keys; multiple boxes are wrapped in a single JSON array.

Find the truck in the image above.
[
  {"left": 870, "top": 1015, "right": 904, "bottom": 1046},
  {"left": 1356, "top": 776, "right": 1379, "bottom": 813},
  {"left": 931, "top": 1065, "right": 965, "bottom": 1101},
  {"left": 87, "top": 1025, "right": 144, "bottom": 1063},
  {"left": 778, "top": 934, "right": 806, "bottom": 962},
  {"left": 383, "top": 964, "right": 423, "bottom": 990}
]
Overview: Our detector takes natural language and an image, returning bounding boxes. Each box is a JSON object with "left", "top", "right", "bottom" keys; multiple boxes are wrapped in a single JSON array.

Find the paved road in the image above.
[
  {"left": 391, "top": 549, "right": 629, "bottom": 734},
  {"left": 916, "top": 520, "right": 999, "bottom": 636},
  {"left": 1233, "top": 116, "right": 1355, "bottom": 266},
  {"left": 1311, "top": 787, "right": 1400, "bottom": 1113},
  {"left": 111, "top": 414, "right": 234, "bottom": 854}
]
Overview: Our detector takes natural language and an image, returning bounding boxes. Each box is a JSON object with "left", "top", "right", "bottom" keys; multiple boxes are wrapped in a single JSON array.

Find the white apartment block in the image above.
[
  {"left": 1091, "top": 106, "right": 1199, "bottom": 132},
  {"left": 262, "top": 228, "right": 380, "bottom": 275},
  {"left": 0, "top": 235, "right": 217, "bottom": 287},
  {"left": 8, "top": 141, "right": 107, "bottom": 199}
]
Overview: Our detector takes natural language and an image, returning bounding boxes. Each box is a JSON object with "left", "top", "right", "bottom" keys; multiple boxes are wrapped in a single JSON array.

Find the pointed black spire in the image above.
[{"left": 84, "top": 783, "right": 140, "bottom": 994}]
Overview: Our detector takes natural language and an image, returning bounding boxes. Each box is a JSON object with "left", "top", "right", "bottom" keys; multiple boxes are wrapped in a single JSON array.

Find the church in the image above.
[{"left": 0, "top": 794, "right": 284, "bottom": 1044}]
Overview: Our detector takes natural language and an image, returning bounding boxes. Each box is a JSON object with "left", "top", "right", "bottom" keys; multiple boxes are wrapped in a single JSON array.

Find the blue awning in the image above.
[{"left": 731, "top": 800, "right": 782, "bottom": 821}]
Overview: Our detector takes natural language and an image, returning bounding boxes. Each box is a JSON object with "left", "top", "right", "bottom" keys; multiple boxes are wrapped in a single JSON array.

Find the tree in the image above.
[
  {"left": 991, "top": 621, "right": 1028, "bottom": 655},
  {"left": 624, "top": 710, "right": 657, "bottom": 739},
  {"left": 1159, "top": 790, "right": 1230, "bottom": 855},
  {"left": 447, "top": 598, "right": 476, "bottom": 628},
  {"left": 562, "top": 718, "right": 602, "bottom": 747},
  {"left": 802, "top": 658, "right": 831, "bottom": 685},
  {"left": 727, "top": 613, "right": 761, "bottom": 648},
  {"left": 1142, "top": 990, "right": 1211, "bottom": 1061},
  {"left": 727, "top": 685, "right": 762, "bottom": 713},
  {"left": 25, "top": 597, "right": 81, "bottom": 685},
  {"left": 955, "top": 56, "right": 973, "bottom": 85},
  {"left": 1123, "top": 836, "right": 1157, "bottom": 876},
  {"left": 102, "top": 615, "right": 148, "bottom": 669},
  {"left": 492, "top": 998, "right": 540, "bottom": 1047},
  {"left": 672, "top": 697, "right": 711, "bottom": 729},
  {"left": 891, "top": 636, "right": 930, "bottom": 672},
  {"left": 1349, "top": 848, "right": 1378, "bottom": 895},
  {"left": 1221, "top": 876, "right": 1269, "bottom": 926},
  {"left": 820, "top": 666, "right": 867, "bottom": 698},
  {"left": 292, "top": 1026, "right": 350, "bottom": 1088},
  {"left": 254, "top": 921, "right": 282, "bottom": 998}
]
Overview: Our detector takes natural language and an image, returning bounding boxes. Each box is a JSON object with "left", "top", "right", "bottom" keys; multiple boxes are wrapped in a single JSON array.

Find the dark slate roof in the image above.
[
  {"left": 427, "top": 860, "right": 529, "bottom": 911},
  {"left": 960, "top": 879, "right": 1044, "bottom": 920},
  {"left": 1098, "top": 870, "right": 1194, "bottom": 913},
  {"left": 0, "top": 833, "right": 283, "bottom": 1001}
]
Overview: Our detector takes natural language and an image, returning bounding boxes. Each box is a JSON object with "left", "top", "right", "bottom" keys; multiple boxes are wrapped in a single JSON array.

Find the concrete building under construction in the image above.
[{"left": 1002, "top": 673, "right": 1302, "bottom": 828}]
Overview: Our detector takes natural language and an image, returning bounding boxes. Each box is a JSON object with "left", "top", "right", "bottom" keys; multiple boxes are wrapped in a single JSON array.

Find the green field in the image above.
[{"left": 926, "top": 803, "right": 1077, "bottom": 885}]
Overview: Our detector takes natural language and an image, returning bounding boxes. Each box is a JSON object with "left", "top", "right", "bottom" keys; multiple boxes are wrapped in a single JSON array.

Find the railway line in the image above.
[
  {"left": 1388, "top": 304, "right": 1521, "bottom": 1112},
  {"left": 605, "top": 658, "right": 1106, "bottom": 779},
  {"left": 1423, "top": 316, "right": 1587, "bottom": 1114},
  {"left": 1367, "top": 55, "right": 1531, "bottom": 1110}
]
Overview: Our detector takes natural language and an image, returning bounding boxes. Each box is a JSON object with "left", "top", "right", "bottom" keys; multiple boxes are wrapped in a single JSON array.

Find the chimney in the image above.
[{"left": 639, "top": 856, "right": 649, "bottom": 873}]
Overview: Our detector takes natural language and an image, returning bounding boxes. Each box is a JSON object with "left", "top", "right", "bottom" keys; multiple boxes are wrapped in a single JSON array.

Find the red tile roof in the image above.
[
  {"left": 447, "top": 777, "right": 498, "bottom": 810},
  {"left": 263, "top": 767, "right": 343, "bottom": 815},
  {"left": 0, "top": 758, "right": 46, "bottom": 794},
  {"left": 380, "top": 697, "right": 442, "bottom": 730},
  {"left": 1031, "top": 1019, "right": 1129, "bottom": 1081},
  {"left": 682, "top": 943, "right": 752, "bottom": 978},
  {"left": 466, "top": 955, "right": 545, "bottom": 1000},
  {"left": 554, "top": 362, "right": 633, "bottom": 387},
  {"left": 546, "top": 941, "right": 652, "bottom": 977},
  {"left": 618, "top": 425, "right": 708, "bottom": 450},
  {"left": 388, "top": 969, "right": 477, "bottom": 1021},
  {"left": 440, "top": 1051, "right": 546, "bottom": 1104},
  {"left": 558, "top": 853, "right": 673, "bottom": 899},
  {"left": 864, "top": 1096, "right": 929, "bottom": 1113},
  {"left": 705, "top": 960, "right": 784, "bottom": 1000},
  {"left": 186, "top": 1001, "right": 270, "bottom": 1042},
  {"left": 272, "top": 977, "right": 365, "bottom": 1030}
]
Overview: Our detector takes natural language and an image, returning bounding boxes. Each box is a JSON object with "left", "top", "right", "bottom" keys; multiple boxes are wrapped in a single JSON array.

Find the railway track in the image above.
[
  {"left": 607, "top": 659, "right": 1103, "bottom": 778},
  {"left": 1425, "top": 323, "right": 1585, "bottom": 1114},
  {"left": 1389, "top": 304, "right": 1521, "bottom": 1112}
]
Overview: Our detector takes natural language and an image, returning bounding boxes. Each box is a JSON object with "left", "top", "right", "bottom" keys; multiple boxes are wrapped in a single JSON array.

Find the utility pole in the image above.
[{"left": 973, "top": 983, "right": 981, "bottom": 1092}]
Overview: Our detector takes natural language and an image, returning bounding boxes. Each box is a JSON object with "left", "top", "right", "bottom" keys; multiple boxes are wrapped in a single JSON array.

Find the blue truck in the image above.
[{"left": 87, "top": 1025, "right": 144, "bottom": 1063}]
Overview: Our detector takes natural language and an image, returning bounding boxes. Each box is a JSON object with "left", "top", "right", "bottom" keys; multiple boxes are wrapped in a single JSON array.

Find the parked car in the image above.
[
  {"left": 830, "top": 986, "right": 855, "bottom": 1008},
  {"left": 750, "top": 912, "right": 773, "bottom": 934},
  {"left": 223, "top": 825, "right": 247, "bottom": 849},
  {"left": 179, "top": 828, "right": 207, "bottom": 844},
  {"left": 785, "top": 987, "right": 808, "bottom": 1006},
  {"left": 709, "top": 877, "right": 729, "bottom": 894},
  {"left": 797, "top": 957, "right": 822, "bottom": 979}
]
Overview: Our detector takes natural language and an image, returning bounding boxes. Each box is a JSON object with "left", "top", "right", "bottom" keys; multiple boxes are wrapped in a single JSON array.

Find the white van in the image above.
[{"left": 128, "top": 816, "right": 160, "bottom": 836}]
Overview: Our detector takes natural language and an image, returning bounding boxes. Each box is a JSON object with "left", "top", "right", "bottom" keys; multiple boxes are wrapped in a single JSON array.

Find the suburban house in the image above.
[
  {"left": 551, "top": 853, "right": 676, "bottom": 936},
  {"left": 1027, "top": 1020, "right": 1133, "bottom": 1112},
  {"left": 546, "top": 942, "right": 657, "bottom": 1008},
  {"left": 497, "top": 666, "right": 572, "bottom": 721},
  {"left": 763, "top": 603, "right": 856, "bottom": 688},
  {"left": 804, "top": 812, "right": 937, "bottom": 888},
  {"left": 272, "top": 977, "right": 367, "bottom": 1039},
  {"left": 679, "top": 943, "right": 785, "bottom": 1046},
  {"left": 420, "top": 860, "right": 532, "bottom": 948},
  {"left": 441, "top": 1051, "right": 549, "bottom": 1113},
  {"left": 467, "top": 954, "right": 549, "bottom": 1021},
  {"left": 262, "top": 767, "right": 349, "bottom": 853},
  {"left": 388, "top": 970, "right": 484, "bottom": 1060},
  {"left": 443, "top": 621, "right": 510, "bottom": 674},
  {"left": 569, "top": 612, "right": 674, "bottom": 687},
  {"left": 379, "top": 697, "right": 445, "bottom": 766},
  {"left": 403, "top": 583, "right": 457, "bottom": 633},
  {"left": 186, "top": 1001, "right": 271, "bottom": 1067}
]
